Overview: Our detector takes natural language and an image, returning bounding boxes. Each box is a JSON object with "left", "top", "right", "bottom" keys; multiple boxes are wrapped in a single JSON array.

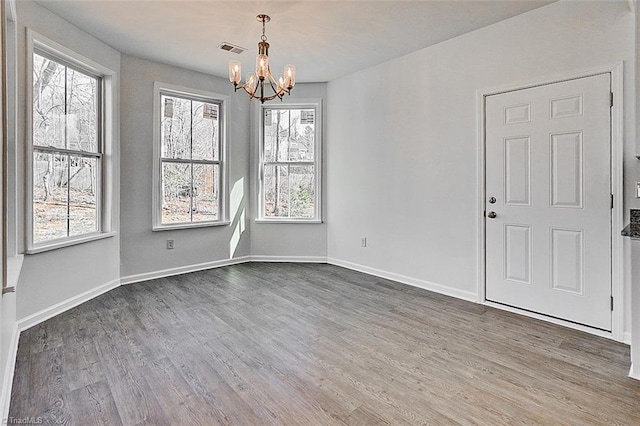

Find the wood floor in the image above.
[{"left": 9, "top": 263, "right": 640, "bottom": 425}]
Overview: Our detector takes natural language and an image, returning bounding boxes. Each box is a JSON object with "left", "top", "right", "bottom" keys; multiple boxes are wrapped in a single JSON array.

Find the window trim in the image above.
[
  {"left": 26, "top": 30, "right": 116, "bottom": 254},
  {"left": 152, "top": 82, "right": 229, "bottom": 231},
  {"left": 257, "top": 99, "right": 323, "bottom": 223}
]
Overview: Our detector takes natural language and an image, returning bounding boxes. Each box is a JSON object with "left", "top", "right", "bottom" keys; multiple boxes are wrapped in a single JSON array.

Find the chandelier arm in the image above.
[
  {"left": 262, "top": 93, "right": 282, "bottom": 102},
  {"left": 236, "top": 79, "right": 252, "bottom": 91},
  {"left": 266, "top": 72, "right": 286, "bottom": 98},
  {"left": 236, "top": 77, "right": 286, "bottom": 102},
  {"left": 240, "top": 84, "right": 258, "bottom": 100},
  {"left": 243, "top": 86, "right": 278, "bottom": 102},
  {"left": 258, "top": 89, "right": 282, "bottom": 102}
]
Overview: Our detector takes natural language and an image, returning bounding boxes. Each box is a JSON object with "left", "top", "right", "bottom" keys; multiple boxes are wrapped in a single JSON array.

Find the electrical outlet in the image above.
[
  {"left": 166, "top": 239, "right": 175, "bottom": 250},
  {"left": 636, "top": 182, "right": 640, "bottom": 198},
  {"left": 361, "top": 237, "right": 367, "bottom": 247}
]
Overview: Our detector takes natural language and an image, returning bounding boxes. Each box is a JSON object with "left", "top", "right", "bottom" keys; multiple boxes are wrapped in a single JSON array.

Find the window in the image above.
[
  {"left": 153, "top": 83, "right": 227, "bottom": 230},
  {"left": 259, "top": 101, "right": 322, "bottom": 222},
  {"left": 29, "top": 46, "right": 106, "bottom": 251}
]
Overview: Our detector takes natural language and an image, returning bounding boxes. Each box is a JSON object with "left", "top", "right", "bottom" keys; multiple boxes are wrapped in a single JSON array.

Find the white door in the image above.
[{"left": 485, "top": 74, "right": 612, "bottom": 331}]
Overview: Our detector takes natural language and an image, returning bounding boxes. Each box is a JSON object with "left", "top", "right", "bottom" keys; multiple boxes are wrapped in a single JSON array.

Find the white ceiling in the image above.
[{"left": 34, "top": 0, "right": 557, "bottom": 83}]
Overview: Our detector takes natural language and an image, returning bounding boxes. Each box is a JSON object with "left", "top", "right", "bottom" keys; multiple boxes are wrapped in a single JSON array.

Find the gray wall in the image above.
[
  {"left": 249, "top": 83, "right": 328, "bottom": 259},
  {"left": 6, "top": 0, "right": 638, "bottom": 409},
  {"left": 326, "top": 1, "right": 636, "bottom": 327},
  {"left": 15, "top": 0, "right": 121, "bottom": 319},
  {"left": 119, "top": 55, "right": 252, "bottom": 279},
  {"left": 118, "top": 56, "right": 328, "bottom": 278},
  {"left": 8, "top": 0, "right": 638, "bottom": 337}
]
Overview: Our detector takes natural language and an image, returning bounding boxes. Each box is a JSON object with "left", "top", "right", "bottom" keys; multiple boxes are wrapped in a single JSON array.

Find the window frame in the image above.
[
  {"left": 152, "top": 82, "right": 229, "bottom": 231},
  {"left": 257, "top": 99, "right": 323, "bottom": 223},
  {"left": 26, "top": 30, "right": 116, "bottom": 254}
]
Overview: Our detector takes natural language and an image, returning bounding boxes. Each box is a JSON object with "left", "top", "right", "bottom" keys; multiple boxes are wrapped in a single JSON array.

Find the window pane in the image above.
[
  {"left": 263, "top": 165, "right": 289, "bottom": 217},
  {"left": 156, "top": 89, "right": 225, "bottom": 228},
  {"left": 263, "top": 109, "right": 289, "bottom": 162},
  {"left": 192, "top": 101, "right": 218, "bottom": 161},
  {"left": 67, "top": 68, "right": 98, "bottom": 152},
  {"left": 289, "top": 165, "right": 315, "bottom": 218},
  {"left": 162, "top": 161, "right": 192, "bottom": 224},
  {"left": 287, "top": 109, "right": 315, "bottom": 162},
  {"left": 33, "top": 54, "right": 65, "bottom": 149},
  {"left": 260, "top": 104, "right": 319, "bottom": 221},
  {"left": 69, "top": 156, "right": 98, "bottom": 236},
  {"left": 33, "top": 152, "right": 68, "bottom": 243},
  {"left": 161, "top": 95, "right": 191, "bottom": 159},
  {"left": 192, "top": 164, "right": 219, "bottom": 222}
]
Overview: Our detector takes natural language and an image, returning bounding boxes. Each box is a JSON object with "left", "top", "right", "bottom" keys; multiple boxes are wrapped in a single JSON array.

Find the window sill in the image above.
[
  {"left": 26, "top": 232, "right": 116, "bottom": 255},
  {"left": 153, "top": 221, "right": 230, "bottom": 231},
  {"left": 255, "top": 219, "right": 323, "bottom": 224}
]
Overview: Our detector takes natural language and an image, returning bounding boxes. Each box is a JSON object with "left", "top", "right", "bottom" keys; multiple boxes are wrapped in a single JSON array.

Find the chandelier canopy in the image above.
[{"left": 228, "top": 14, "right": 296, "bottom": 103}]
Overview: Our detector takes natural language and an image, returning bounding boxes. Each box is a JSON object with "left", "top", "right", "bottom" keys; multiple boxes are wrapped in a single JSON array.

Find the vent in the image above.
[{"left": 218, "top": 42, "right": 246, "bottom": 54}]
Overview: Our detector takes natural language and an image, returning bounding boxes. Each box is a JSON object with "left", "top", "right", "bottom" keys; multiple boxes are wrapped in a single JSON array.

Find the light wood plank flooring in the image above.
[{"left": 9, "top": 263, "right": 640, "bottom": 425}]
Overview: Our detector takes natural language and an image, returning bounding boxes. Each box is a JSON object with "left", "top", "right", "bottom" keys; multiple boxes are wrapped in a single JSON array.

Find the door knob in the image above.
[{"left": 487, "top": 211, "right": 497, "bottom": 219}]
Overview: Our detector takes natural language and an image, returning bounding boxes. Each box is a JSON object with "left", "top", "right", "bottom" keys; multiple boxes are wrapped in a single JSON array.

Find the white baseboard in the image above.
[
  {"left": 121, "top": 255, "right": 329, "bottom": 285},
  {"left": 250, "top": 255, "right": 327, "bottom": 263},
  {"left": 0, "top": 324, "right": 19, "bottom": 422},
  {"left": 327, "top": 257, "right": 478, "bottom": 302},
  {"left": 17, "top": 278, "right": 120, "bottom": 332},
  {"left": 120, "top": 256, "right": 252, "bottom": 285},
  {"left": 630, "top": 364, "right": 640, "bottom": 380},
  {"left": 624, "top": 332, "right": 632, "bottom": 345}
]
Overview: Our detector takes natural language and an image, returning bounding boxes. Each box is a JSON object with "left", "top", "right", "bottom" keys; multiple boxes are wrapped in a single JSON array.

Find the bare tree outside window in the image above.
[
  {"left": 261, "top": 105, "right": 320, "bottom": 220},
  {"left": 32, "top": 52, "right": 101, "bottom": 244},
  {"left": 159, "top": 93, "right": 221, "bottom": 225}
]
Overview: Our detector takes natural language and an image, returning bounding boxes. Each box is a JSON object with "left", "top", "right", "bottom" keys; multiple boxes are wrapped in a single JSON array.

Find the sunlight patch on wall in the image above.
[{"left": 229, "top": 178, "right": 245, "bottom": 258}]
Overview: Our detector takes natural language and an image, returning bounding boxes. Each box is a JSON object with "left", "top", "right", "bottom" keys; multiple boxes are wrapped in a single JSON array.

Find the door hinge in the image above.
[
  {"left": 611, "top": 296, "right": 614, "bottom": 311},
  {"left": 610, "top": 92, "right": 614, "bottom": 108},
  {"left": 611, "top": 194, "right": 614, "bottom": 209}
]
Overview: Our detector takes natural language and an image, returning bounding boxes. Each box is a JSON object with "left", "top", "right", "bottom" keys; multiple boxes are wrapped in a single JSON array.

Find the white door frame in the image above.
[{"left": 476, "top": 63, "right": 625, "bottom": 342}]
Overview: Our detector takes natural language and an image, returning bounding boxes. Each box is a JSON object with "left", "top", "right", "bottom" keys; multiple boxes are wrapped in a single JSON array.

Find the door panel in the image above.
[
  {"left": 550, "top": 228, "right": 583, "bottom": 294},
  {"left": 485, "top": 74, "right": 611, "bottom": 330},
  {"left": 504, "top": 224, "right": 531, "bottom": 284},
  {"left": 504, "top": 136, "right": 531, "bottom": 206},
  {"left": 550, "top": 131, "right": 583, "bottom": 208}
]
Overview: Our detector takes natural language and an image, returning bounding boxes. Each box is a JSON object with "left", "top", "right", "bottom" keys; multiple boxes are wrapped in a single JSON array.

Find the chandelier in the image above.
[{"left": 228, "top": 14, "right": 296, "bottom": 103}]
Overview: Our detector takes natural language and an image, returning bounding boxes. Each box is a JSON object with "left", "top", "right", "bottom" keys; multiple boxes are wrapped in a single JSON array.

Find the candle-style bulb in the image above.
[
  {"left": 284, "top": 65, "right": 296, "bottom": 89},
  {"left": 229, "top": 60, "right": 241, "bottom": 84}
]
